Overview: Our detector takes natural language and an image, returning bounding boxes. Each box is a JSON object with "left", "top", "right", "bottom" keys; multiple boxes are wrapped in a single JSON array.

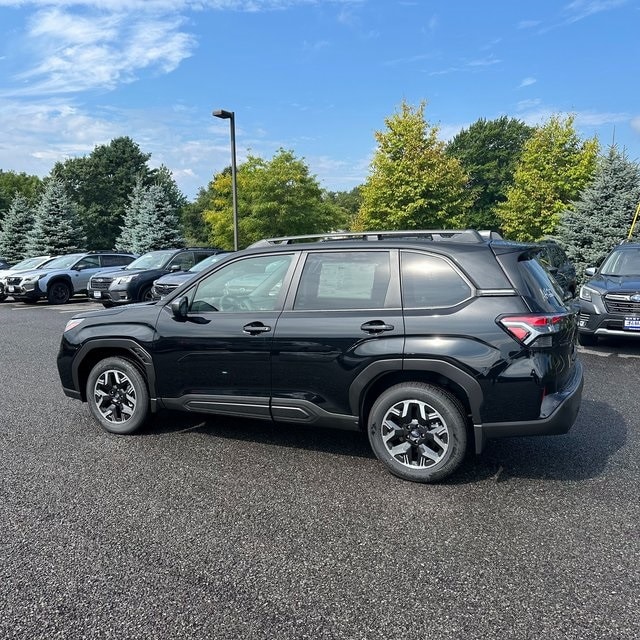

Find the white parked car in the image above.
[{"left": 0, "top": 255, "right": 54, "bottom": 301}]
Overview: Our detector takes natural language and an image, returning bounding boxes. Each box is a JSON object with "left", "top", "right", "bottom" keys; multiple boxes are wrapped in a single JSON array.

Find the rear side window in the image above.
[
  {"left": 294, "top": 251, "right": 391, "bottom": 310},
  {"left": 102, "top": 254, "right": 133, "bottom": 267},
  {"left": 400, "top": 251, "right": 472, "bottom": 308},
  {"left": 518, "top": 258, "right": 565, "bottom": 312}
]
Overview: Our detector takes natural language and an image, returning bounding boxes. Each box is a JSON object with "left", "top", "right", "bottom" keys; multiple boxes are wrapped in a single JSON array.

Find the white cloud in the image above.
[
  {"left": 564, "top": 0, "right": 628, "bottom": 23},
  {"left": 519, "top": 77, "right": 537, "bottom": 88}
]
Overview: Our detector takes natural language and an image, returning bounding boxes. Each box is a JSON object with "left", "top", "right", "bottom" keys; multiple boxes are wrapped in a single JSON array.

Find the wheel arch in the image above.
[
  {"left": 351, "top": 359, "right": 483, "bottom": 436},
  {"left": 73, "top": 339, "right": 157, "bottom": 409},
  {"left": 46, "top": 275, "right": 73, "bottom": 293}
]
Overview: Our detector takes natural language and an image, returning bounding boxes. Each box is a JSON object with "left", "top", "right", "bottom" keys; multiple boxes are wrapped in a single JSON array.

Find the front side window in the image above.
[
  {"left": 189, "top": 254, "right": 294, "bottom": 313},
  {"left": 167, "top": 252, "right": 196, "bottom": 271},
  {"left": 401, "top": 251, "right": 472, "bottom": 309},
  {"left": 294, "top": 251, "right": 391, "bottom": 310},
  {"left": 75, "top": 256, "right": 100, "bottom": 269}
]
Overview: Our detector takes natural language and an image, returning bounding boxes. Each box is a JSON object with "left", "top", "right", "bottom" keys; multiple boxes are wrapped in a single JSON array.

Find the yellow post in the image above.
[{"left": 628, "top": 201, "right": 640, "bottom": 240}]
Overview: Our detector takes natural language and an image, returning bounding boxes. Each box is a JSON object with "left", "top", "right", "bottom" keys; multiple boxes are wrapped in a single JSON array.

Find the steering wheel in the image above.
[{"left": 219, "top": 295, "right": 253, "bottom": 311}]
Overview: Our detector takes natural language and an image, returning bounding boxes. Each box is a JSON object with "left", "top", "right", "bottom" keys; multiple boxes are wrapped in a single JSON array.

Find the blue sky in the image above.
[{"left": 0, "top": 0, "right": 638, "bottom": 201}]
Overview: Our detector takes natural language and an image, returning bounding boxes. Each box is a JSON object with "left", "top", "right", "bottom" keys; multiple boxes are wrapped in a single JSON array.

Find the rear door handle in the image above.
[
  {"left": 243, "top": 322, "right": 272, "bottom": 335},
  {"left": 360, "top": 320, "right": 394, "bottom": 334}
]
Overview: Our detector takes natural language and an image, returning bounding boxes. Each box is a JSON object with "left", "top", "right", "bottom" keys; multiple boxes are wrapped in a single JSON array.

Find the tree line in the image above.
[{"left": 1, "top": 101, "right": 639, "bottom": 281}]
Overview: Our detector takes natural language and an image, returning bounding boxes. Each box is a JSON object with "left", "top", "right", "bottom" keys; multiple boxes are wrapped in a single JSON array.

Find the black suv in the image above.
[
  {"left": 578, "top": 241, "right": 640, "bottom": 345},
  {"left": 57, "top": 230, "right": 583, "bottom": 483},
  {"left": 88, "top": 248, "right": 222, "bottom": 306}
]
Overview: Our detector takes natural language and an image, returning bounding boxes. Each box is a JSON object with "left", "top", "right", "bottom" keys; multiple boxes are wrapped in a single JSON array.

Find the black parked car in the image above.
[
  {"left": 88, "top": 247, "right": 223, "bottom": 306},
  {"left": 151, "top": 252, "right": 231, "bottom": 300},
  {"left": 58, "top": 230, "right": 583, "bottom": 483},
  {"left": 578, "top": 241, "right": 640, "bottom": 345}
]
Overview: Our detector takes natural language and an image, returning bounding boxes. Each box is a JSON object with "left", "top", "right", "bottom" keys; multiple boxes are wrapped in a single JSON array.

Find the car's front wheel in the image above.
[
  {"left": 368, "top": 383, "right": 468, "bottom": 483},
  {"left": 47, "top": 281, "right": 71, "bottom": 304},
  {"left": 86, "top": 357, "right": 149, "bottom": 434}
]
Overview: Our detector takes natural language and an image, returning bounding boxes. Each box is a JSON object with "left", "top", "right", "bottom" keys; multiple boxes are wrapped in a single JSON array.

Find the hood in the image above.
[
  {"left": 154, "top": 272, "right": 194, "bottom": 287},
  {"left": 586, "top": 274, "right": 640, "bottom": 294}
]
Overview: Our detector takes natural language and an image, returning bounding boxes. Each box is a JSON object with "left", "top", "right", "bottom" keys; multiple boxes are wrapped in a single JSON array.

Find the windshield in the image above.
[
  {"left": 189, "top": 254, "right": 227, "bottom": 273},
  {"left": 10, "top": 256, "right": 50, "bottom": 270},
  {"left": 600, "top": 249, "right": 640, "bottom": 276},
  {"left": 40, "top": 254, "right": 82, "bottom": 270},
  {"left": 125, "top": 251, "right": 175, "bottom": 270}
]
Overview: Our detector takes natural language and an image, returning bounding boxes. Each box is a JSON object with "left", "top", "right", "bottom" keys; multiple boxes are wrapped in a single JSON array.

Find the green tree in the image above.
[
  {"left": 117, "top": 181, "right": 183, "bottom": 254},
  {"left": 324, "top": 187, "right": 362, "bottom": 229},
  {"left": 0, "top": 170, "right": 42, "bottom": 226},
  {"left": 53, "top": 137, "right": 152, "bottom": 249},
  {"left": 556, "top": 146, "right": 640, "bottom": 280},
  {"left": 446, "top": 116, "right": 534, "bottom": 230},
  {"left": 497, "top": 115, "right": 599, "bottom": 241},
  {"left": 0, "top": 194, "right": 34, "bottom": 262},
  {"left": 180, "top": 184, "right": 214, "bottom": 246},
  {"left": 354, "top": 101, "right": 472, "bottom": 231},
  {"left": 204, "top": 149, "right": 346, "bottom": 249},
  {"left": 26, "top": 179, "right": 85, "bottom": 255}
]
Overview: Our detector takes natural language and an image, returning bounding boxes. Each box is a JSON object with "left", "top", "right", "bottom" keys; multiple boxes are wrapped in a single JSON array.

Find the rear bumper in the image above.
[{"left": 474, "top": 359, "right": 583, "bottom": 453}]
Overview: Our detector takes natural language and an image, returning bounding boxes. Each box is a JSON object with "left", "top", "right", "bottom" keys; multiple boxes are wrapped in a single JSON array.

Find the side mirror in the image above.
[
  {"left": 170, "top": 264, "right": 182, "bottom": 272},
  {"left": 171, "top": 296, "right": 189, "bottom": 320},
  {"left": 585, "top": 267, "right": 596, "bottom": 277}
]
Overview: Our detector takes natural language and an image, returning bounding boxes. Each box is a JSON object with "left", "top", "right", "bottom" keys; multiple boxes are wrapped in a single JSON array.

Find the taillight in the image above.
[{"left": 498, "top": 314, "right": 566, "bottom": 346}]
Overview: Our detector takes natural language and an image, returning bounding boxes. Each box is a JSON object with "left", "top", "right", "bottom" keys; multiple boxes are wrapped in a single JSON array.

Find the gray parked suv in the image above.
[{"left": 6, "top": 251, "right": 135, "bottom": 304}]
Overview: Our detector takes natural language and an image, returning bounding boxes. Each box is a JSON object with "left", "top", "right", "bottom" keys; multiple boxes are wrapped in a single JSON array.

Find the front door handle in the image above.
[
  {"left": 243, "top": 322, "right": 272, "bottom": 335},
  {"left": 360, "top": 320, "right": 394, "bottom": 334}
]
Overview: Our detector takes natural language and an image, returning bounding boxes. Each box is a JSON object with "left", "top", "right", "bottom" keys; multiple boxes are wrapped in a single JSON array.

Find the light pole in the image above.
[{"left": 212, "top": 109, "right": 239, "bottom": 251}]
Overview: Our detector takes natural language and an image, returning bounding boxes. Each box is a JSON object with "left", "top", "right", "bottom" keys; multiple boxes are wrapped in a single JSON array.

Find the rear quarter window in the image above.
[
  {"left": 401, "top": 251, "right": 472, "bottom": 308},
  {"left": 518, "top": 258, "right": 566, "bottom": 312}
]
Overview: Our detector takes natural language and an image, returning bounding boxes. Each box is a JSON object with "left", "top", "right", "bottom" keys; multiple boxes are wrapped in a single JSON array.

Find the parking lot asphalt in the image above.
[{"left": 0, "top": 299, "right": 638, "bottom": 640}]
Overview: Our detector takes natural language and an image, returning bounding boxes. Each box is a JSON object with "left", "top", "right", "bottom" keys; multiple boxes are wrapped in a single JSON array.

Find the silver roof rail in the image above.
[{"left": 248, "top": 229, "right": 487, "bottom": 248}]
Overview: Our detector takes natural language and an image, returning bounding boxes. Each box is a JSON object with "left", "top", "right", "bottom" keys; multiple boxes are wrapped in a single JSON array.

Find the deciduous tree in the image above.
[
  {"left": 354, "top": 101, "right": 472, "bottom": 231},
  {"left": 497, "top": 115, "right": 599, "bottom": 241},
  {"left": 446, "top": 116, "right": 533, "bottom": 231},
  {"left": 204, "top": 150, "right": 346, "bottom": 249}
]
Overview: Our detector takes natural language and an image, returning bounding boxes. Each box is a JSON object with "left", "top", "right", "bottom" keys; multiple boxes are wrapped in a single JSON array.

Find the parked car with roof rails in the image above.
[
  {"left": 6, "top": 251, "right": 136, "bottom": 304},
  {"left": 58, "top": 229, "right": 583, "bottom": 484},
  {"left": 578, "top": 241, "right": 640, "bottom": 345},
  {"left": 89, "top": 247, "right": 224, "bottom": 307},
  {"left": 0, "top": 255, "right": 55, "bottom": 301},
  {"left": 151, "top": 251, "right": 232, "bottom": 300}
]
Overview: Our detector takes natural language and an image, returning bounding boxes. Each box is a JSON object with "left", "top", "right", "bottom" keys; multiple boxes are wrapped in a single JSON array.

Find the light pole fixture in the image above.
[{"left": 212, "top": 109, "right": 239, "bottom": 251}]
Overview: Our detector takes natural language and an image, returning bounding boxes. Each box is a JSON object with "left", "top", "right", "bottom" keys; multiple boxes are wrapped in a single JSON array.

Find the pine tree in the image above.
[
  {"left": 25, "top": 179, "right": 85, "bottom": 256},
  {"left": 117, "top": 182, "right": 183, "bottom": 254},
  {"left": 556, "top": 146, "right": 640, "bottom": 281},
  {"left": 0, "top": 194, "right": 34, "bottom": 262}
]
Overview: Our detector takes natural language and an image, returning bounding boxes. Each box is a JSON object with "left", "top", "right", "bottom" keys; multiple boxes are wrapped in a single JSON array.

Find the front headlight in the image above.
[
  {"left": 115, "top": 274, "right": 139, "bottom": 285},
  {"left": 579, "top": 285, "right": 598, "bottom": 302},
  {"left": 22, "top": 274, "right": 42, "bottom": 283}
]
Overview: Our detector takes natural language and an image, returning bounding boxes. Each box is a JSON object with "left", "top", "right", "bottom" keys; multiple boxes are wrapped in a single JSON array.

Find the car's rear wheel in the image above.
[
  {"left": 47, "top": 281, "right": 71, "bottom": 304},
  {"left": 86, "top": 357, "right": 149, "bottom": 434},
  {"left": 368, "top": 383, "right": 468, "bottom": 483}
]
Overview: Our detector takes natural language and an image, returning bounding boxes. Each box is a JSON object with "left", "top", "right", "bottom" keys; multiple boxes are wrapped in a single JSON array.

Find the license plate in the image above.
[
  {"left": 93, "top": 291, "right": 101, "bottom": 299},
  {"left": 624, "top": 316, "right": 640, "bottom": 331},
  {"left": 8, "top": 286, "right": 14, "bottom": 292}
]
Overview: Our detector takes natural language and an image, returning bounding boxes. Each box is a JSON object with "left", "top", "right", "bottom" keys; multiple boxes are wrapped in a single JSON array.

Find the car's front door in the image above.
[
  {"left": 152, "top": 252, "right": 297, "bottom": 419},
  {"left": 270, "top": 249, "right": 405, "bottom": 429}
]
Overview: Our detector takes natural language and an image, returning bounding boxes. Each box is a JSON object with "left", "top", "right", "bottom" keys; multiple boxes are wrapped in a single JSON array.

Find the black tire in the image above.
[
  {"left": 0, "top": 293, "right": 7, "bottom": 302},
  {"left": 101, "top": 301, "right": 114, "bottom": 308},
  {"left": 139, "top": 286, "right": 153, "bottom": 302},
  {"left": 47, "top": 281, "right": 71, "bottom": 305},
  {"left": 578, "top": 332, "right": 598, "bottom": 346},
  {"left": 86, "top": 357, "right": 149, "bottom": 434},
  {"left": 368, "top": 382, "right": 468, "bottom": 483}
]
